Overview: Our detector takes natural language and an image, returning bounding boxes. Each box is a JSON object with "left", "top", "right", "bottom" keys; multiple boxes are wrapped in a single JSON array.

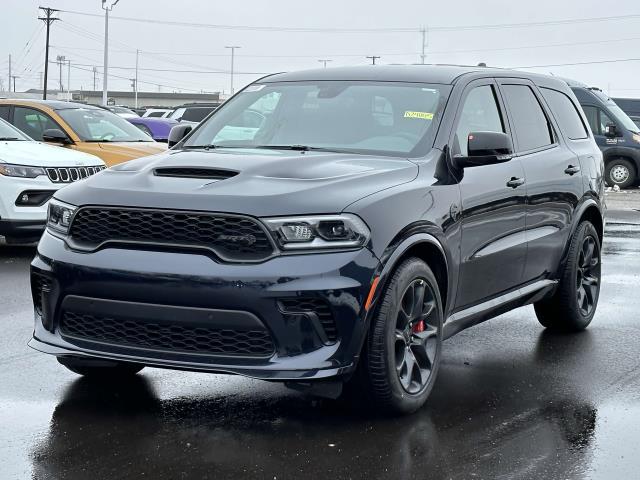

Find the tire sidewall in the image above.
[
  {"left": 606, "top": 158, "right": 636, "bottom": 189},
  {"left": 379, "top": 259, "right": 444, "bottom": 413},
  {"left": 568, "top": 222, "right": 602, "bottom": 327}
]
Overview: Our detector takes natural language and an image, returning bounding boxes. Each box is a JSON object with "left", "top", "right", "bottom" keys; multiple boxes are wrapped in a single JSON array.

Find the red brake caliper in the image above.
[{"left": 412, "top": 320, "right": 425, "bottom": 333}]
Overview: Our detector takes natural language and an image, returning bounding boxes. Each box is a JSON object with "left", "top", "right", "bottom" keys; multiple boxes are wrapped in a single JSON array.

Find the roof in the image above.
[
  {"left": 260, "top": 64, "right": 563, "bottom": 85},
  {"left": 0, "top": 99, "right": 101, "bottom": 110}
]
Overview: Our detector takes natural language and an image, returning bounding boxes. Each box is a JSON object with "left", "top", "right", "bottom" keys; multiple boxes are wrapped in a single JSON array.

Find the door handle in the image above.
[
  {"left": 506, "top": 177, "right": 525, "bottom": 188},
  {"left": 564, "top": 165, "right": 581, "bottom": 175}
]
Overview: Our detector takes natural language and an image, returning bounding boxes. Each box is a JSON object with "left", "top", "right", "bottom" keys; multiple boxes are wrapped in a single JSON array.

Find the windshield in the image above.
[
  {"left": 0, "top": 118, "right": 31, "bottom": 140},
  {"left": 184, "top": 81, "right": 450, "bottom": 157},
  {"left": 57, "top": 108, "right": 154, "bottom": 142},
  {"left": 593, "top": 90, "right": 640, "bottom": 133}
]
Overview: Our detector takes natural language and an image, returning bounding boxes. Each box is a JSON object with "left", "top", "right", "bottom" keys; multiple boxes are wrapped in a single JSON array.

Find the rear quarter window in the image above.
[{"left": 541, "top": 88, "right": 589, "bottom": 140}]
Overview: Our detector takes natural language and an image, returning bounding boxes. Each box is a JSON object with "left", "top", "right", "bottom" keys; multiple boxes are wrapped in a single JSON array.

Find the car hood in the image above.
[
  {"left": 0, "top": 140, "right": 103, "bottom": 166},
  {"left": 95, "top": 142, "right": 167, "bottom": 161},
  {"left": 55, "top": 148, "right": 418, "bottom": 216}
]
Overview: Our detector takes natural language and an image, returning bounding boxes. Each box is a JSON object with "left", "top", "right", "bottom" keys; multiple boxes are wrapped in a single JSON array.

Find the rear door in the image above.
[
  {"left": 453, "top": 79, "right": 527, "bottom": 310},
  {"left": 497, "top": 80, "right": 584, "bottom": 283}
]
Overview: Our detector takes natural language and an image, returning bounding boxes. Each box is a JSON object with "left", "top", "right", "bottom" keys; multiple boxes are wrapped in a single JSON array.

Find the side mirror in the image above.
[
  {"left": 42, "top": 128, "right": 71, "bottom": 144},
  {"left": 604, "top": 123, "right": 618, "bottom": 138},
  {"left": 453, "top": 131, "right": 513, "bottom": 169},
  {"left": 167, "top": 124, "right": 193, "bottom": 148}
]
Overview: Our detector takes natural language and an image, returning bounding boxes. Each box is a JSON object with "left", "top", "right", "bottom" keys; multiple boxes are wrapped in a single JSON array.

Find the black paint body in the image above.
[{"left": 29, "top": 66, "right": 605, "bottom": 382}]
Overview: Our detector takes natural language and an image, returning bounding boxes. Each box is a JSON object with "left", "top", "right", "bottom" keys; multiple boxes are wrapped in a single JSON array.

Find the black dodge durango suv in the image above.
[{"left": 30, "top": 65, "right": 605, "bottom": 414}]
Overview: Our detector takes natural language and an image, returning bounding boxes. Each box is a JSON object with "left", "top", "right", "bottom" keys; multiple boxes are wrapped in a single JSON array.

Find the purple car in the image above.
[{"left": 127, "top": 117, "right": 178, "bottom": 143}]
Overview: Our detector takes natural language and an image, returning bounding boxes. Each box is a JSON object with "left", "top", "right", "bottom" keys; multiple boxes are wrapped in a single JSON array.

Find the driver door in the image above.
[{"left": 452, "top": 79, "right": 527, "bottom": 310}]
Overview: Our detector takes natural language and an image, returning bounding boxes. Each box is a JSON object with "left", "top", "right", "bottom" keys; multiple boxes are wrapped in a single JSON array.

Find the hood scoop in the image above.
[{"left": 153, "top": 167, "right": 239, "bottom": 180}]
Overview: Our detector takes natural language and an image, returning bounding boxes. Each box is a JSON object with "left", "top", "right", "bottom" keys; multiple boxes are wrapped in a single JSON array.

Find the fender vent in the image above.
[{"left": 154, "top": 167, "right": 238, "bottom": 180}]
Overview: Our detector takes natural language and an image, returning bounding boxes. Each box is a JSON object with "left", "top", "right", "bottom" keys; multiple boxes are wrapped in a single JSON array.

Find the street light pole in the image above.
[
  {"left": 66, "top": 59, "right": 71, "bottom": 100},
  {"left": 102, "top": 0, "right": 120, "bottom": 106},
  {"left": 225, "top": 46, "right": 240, "bottom": 95},
  {"left": 134, "top": 49, "right": 139, "bottom": 109}
]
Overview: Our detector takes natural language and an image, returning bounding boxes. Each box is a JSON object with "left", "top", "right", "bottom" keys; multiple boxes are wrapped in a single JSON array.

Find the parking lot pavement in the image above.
[{"left": 0, "top": 209, "right": 639, "bottom": 480}]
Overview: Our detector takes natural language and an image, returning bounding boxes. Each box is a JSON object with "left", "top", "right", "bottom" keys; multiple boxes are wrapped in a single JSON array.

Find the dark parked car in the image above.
[
  {"left": 30, "top": 66, "right": 604, "bottom": 414},
  {"left": 127, "top": 116, "right": 178, "bottom": 142},
  {"left": 169, "top": 103, "right": 220, "bottom": 123},
  {"left": 568, "top": 82, "right": 640, "bottom": 188}
]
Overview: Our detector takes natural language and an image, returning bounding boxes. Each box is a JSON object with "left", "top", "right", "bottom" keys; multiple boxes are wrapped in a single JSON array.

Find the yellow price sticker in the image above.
[{"left": 404, "top": 111, "right": 434, "bottom": 120}]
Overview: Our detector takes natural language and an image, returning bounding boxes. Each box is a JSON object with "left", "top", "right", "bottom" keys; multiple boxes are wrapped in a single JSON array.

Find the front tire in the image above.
[
  {"left": 353, "top": 258, "right": 443, "bottom": 415},
  {"left": 605, "top": 158, "right": 636, "bottom": 189},
  {"left": 57, "top": 357, "right": 144, "bottom": 377},
  {"left": 534, "top": 221, "right": 601, "bottom": 331}
]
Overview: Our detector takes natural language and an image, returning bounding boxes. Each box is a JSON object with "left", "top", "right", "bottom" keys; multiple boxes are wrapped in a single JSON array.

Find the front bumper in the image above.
[{"left": 30, "top": 231, "right": 380, "bottom": 380}]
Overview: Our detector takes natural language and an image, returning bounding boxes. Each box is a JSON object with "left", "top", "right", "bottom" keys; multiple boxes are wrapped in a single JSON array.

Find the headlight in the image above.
[
  {"left": 47, "top": 199, "right": 77, "bottom": 235},
  {"left": 263, "top": 214, "right": 370, "bottom": 250},
  {"left": 633, "top": 133, "right": 640, "bottom": 144},
  {"left": 0, "top": 163, "right": 46, "bottom": 178}
]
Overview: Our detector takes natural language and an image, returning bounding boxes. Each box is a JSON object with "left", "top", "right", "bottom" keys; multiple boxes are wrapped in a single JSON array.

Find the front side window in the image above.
[
  {"left": 185, "top": 81, "right": 451, "bottom": 157},
  {"left": 501, "top": 84, "right": 554, "bottom": 152},
  {"left": 57, "top": 108, "right": 152, "bottom": 142},
  {"left": 541, "top": 88, "right": 589, "bottom": 140},
  {"left": 454, "top": 85, "right": 505, "bottom": 156},
  {"left": 582, "top": 106, "right": 615, "bottom": 136},
  {"left": 13, "top": 107, "right": 60, "bottom": 141}
]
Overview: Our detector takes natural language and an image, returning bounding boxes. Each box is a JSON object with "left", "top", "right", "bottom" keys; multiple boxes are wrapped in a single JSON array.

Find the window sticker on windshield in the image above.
[
  {"left": 404, "top": 111, "right": 434, "bottom": 120},
  {"left": 244, "top": 84, "right": 266, "bottom": 92}
]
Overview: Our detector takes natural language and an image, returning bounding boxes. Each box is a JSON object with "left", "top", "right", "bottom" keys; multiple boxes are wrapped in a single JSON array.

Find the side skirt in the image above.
[{"left": 443, "top": 279, "right": 557, "bottom": 339}]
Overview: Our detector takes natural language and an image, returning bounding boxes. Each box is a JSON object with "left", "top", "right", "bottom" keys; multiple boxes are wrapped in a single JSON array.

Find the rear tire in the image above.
[
  {"left": 57, "top": 357, "right": 144, "bottom": 377},
  {"left": 605, "top": 158, "right": 636, "bottom": 189},
  {"left": 534, "top": 221, "right": 601, "bottom": 332},
  {"left": 349, "top": 258, "right": 443, "bottom": 415}
]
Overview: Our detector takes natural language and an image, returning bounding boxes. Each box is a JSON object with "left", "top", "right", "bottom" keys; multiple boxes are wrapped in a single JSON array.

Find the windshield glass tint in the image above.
[
  {"left": 185, "top": 81, "right": 450, "bottom": 156},
  {"left": 0, "top": 118, "right": 30, "bottom": 140},
  {"left": 608, "top": 103, "right": 640, "bottom": 133},
  {"left": 57, "top": 108, "right": 153, "bottom": 142}
]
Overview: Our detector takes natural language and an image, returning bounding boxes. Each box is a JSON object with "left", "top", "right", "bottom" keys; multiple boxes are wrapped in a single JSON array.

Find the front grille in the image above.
[
  {"left": 68, "top": 207, "right": 274, "bottom": 262},
  {"left": 46, "top": 165, "right": 106, "bottom": 184},
  {"left": 279, "top": 298, "right": 338, "bottom": 343},
  {"left": 60, "top": 310, "right": 275, "bottom": 357}
]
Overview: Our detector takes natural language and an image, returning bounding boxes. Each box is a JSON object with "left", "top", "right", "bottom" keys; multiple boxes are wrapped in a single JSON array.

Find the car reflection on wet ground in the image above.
[{"left": 1, "top": 209, "right": 639, "bottom": 479}]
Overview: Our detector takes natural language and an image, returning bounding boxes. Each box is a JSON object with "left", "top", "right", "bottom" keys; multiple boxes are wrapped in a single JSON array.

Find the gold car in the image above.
[{"left": 0, "top": 100, "right": 166, "bottom": 166}]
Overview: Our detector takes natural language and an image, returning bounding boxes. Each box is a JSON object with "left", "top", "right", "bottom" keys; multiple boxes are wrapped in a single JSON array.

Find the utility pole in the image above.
[
  {"left": 318, "top": 59, "right": 332, "bottom": 68},
  {"left": 366, "top": 55, "right": 380, "bottom": 65},
  {"left": 134, "top": 49, "right": 139, "bottom": 109},
  {"left": 92, "top": 67, "right": 97, "bottom": 91},
  {"left": 66, "top": 58, "right": 71, "bottom": 100},
  {"left": 225, "top": 46, "right": 240, "bottom": 95},
  {"left": 7, "top": 54, "right": 10, "bottom": 93},
  {"left": 38, "top": 7, "right": 59, "bottom": 100},
  {"left": 420, "top": 26, "right": 428, "bottom": 64},
  {"left": 56, "top": 55, "right": 65, "bottom": 91},
  {"left": 102, "top": 0, "right": 121, "bottom": 106},
  {"left": 11, "top": 75, "right": 19, "bottom": 92}
]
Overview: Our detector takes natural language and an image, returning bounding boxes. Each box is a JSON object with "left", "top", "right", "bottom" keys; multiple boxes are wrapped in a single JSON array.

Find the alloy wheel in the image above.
[
  {"left": 394, "top": 278, "right": 440, "bottom": 395},
  {"left": 576, "top": 235, "right": 600, "bottom": 317}
]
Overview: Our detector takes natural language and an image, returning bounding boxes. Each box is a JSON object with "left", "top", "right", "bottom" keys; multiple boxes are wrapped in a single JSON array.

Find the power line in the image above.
[
  {"left": 57, "top": 9, "right": 640, "bottom": 33},
  {"left": 514, "top": 57, "right": 640, "bottom": 69}
]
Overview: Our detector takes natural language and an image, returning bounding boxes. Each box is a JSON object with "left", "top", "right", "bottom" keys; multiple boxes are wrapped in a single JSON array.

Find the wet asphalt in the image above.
[{"left": 1, "top": 207, "right": 639, "bottom": 480}]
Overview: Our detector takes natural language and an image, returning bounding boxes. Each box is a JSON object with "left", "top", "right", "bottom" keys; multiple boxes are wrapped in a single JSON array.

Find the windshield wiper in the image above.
[
  {"left": 0, "top": 137, "right": 22, "bottom": 141},
  {"left": 251, "top": 145, "right": 356, "bottom": 154}
]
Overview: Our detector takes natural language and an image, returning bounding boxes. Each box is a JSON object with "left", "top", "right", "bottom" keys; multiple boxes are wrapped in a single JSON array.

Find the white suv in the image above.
[{"left": 0, "top": 119, "right": 105, "bottom": 243}]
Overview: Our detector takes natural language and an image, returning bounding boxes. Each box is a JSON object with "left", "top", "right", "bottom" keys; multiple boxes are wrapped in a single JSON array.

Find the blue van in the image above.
[{"left": 568, "top": 80, "right": 640, "bottom": 188}]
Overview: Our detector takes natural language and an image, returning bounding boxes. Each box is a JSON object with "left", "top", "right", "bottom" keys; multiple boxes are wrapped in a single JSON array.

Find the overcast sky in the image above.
[{"left": 2, "top": 0, "right": 640, "bottom": 98}]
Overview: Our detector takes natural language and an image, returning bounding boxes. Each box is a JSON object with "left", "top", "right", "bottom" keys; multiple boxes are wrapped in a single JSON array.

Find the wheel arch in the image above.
[{"left": 373, "top": 231, "right": 451, "bottom": 317}]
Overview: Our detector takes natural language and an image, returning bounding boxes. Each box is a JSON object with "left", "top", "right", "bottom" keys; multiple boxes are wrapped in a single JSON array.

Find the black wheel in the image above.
[
  {"left": 605, "top": 158, "right": 636, "bottom": 189},
  {"left": 57, "top": 356, "right": 144, "bottom": 377},
  {"left": 352, "top": 257, "right": 443, "bottom": 414},
  {"left": 534, "top": 221, "right": 601, "bottom": 331}
]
